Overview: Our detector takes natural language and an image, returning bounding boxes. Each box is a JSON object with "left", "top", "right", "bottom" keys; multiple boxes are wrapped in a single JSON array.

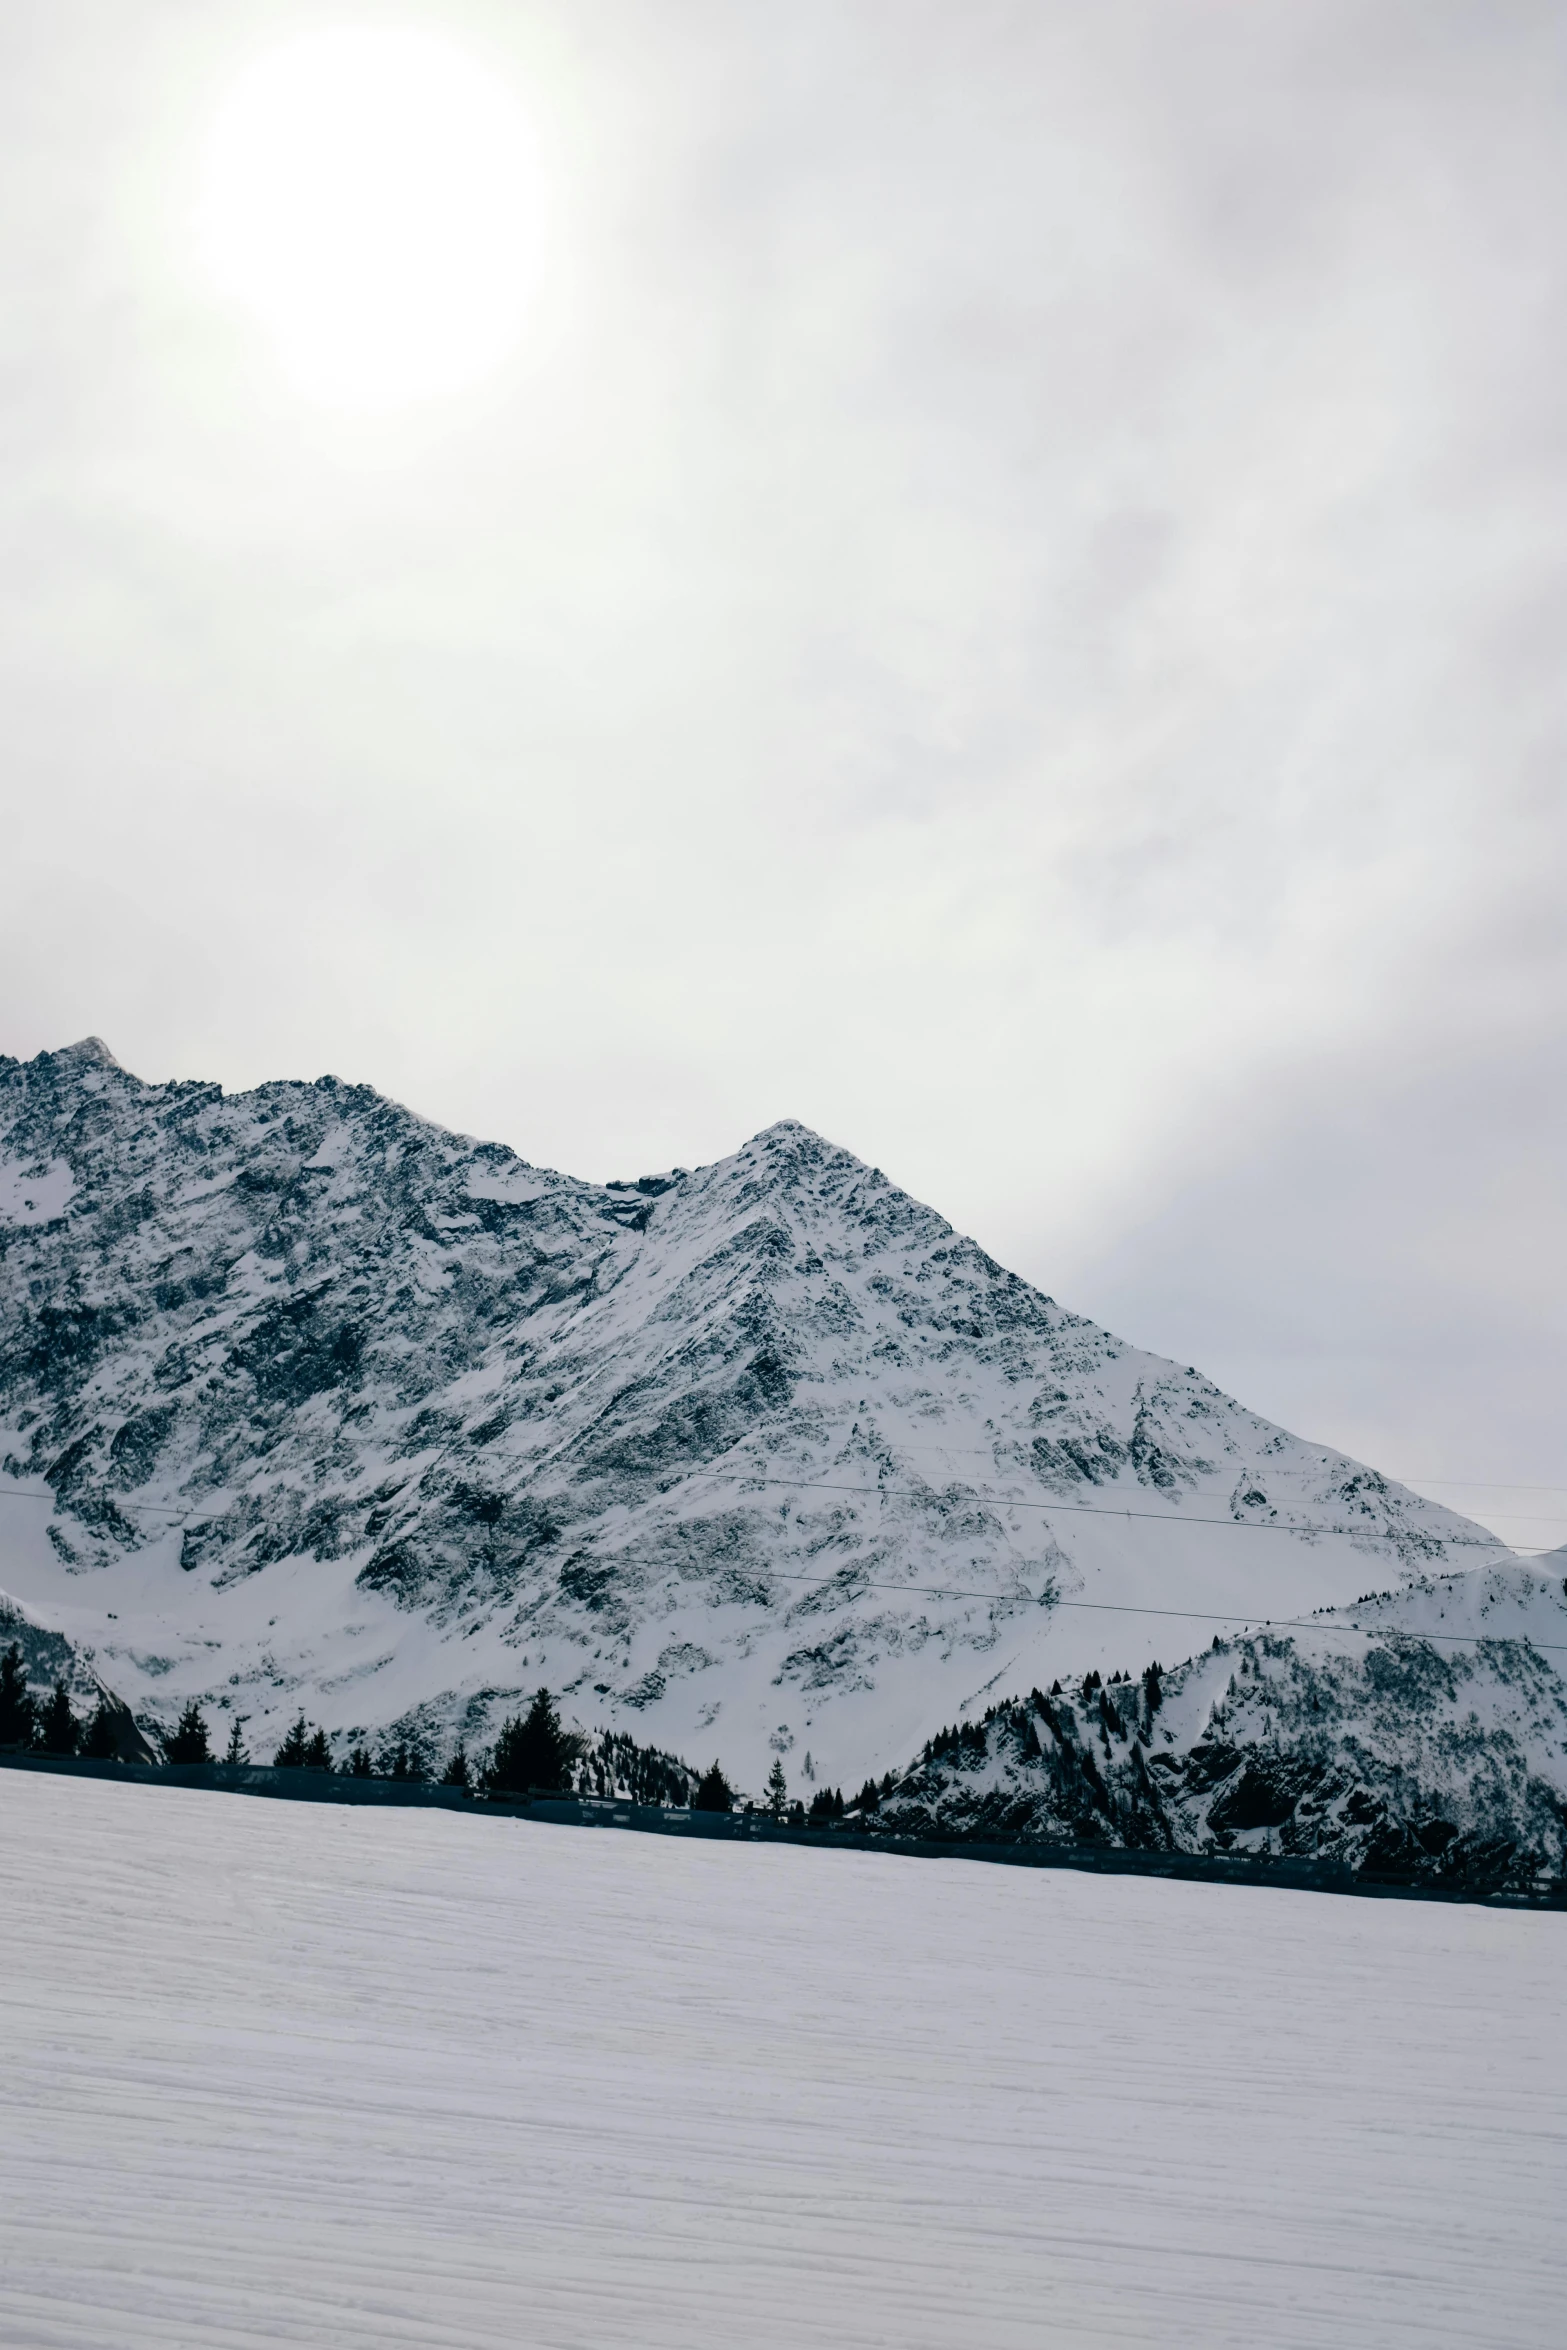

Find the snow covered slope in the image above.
[
  {"left": 875, "top": 1562, "right": 1567, "bottom": 1892},
  {"left": 3, "top": 1771, "right": 1563, "bottom": 2350},
  {"left": 0, "top": 1039, "right": 1506, "bottom": 1785},
  {"left": 0, "top": 1587, "right": 153, "bottom": 1759}
]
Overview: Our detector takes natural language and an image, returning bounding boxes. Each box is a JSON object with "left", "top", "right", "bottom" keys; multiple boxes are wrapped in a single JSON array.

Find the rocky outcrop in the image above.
[
  {"left": 0, "top": 1041, "right": 1506, "bottom": 1784},
  {"left": 869, "top": 1566, "right": 1567, "bottom": 1893}
]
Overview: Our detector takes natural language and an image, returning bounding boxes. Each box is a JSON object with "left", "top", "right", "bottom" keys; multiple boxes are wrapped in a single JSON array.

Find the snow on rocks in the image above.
[
  {"left": 0, "top": 1041, "right": 1511, "bottom": 1787},
  {"left": 874, "top": 1563, "right": 1567, "bottom": 1892}
]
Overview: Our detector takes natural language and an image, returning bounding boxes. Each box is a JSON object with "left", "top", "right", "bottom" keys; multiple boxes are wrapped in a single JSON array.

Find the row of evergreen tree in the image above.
[
  {"left": 5, "top": 1648, "right": 910, "bottom": 1830},
  {"left": 147, "top": 1684, "right": 744, "bottom": 1810},
  {"left": 0, "top": 1644, "right": 125, "bottom": 1759}
]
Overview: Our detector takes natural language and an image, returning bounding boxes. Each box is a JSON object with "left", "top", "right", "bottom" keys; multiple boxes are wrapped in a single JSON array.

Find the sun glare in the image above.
[{"left": 195, "top": 27, "right": 543, "bottom": 410}]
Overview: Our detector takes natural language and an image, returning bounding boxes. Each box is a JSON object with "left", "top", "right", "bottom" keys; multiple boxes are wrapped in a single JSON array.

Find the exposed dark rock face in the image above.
[
  {"left": 0, "top": 1040, "right": 1506, "bottom": 1783},
  {"left": 872, "top": 1583, "right": 1567, "bottom": 1893}
]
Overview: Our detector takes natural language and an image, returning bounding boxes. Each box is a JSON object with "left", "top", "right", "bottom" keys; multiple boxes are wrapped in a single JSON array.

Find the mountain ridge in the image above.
[
  {"left": 0, "top": 1040, "right": 1507, "bottom": 1785},
  {"left": 871, "top": 1559, "right": 1567, "bottom": 1893}
]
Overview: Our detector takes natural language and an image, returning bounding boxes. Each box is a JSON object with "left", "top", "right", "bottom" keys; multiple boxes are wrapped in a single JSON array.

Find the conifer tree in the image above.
[
  {"left": 223, "top": 1714, "right": 249, "bottom": 1766},
  {"left": 441, "top": 1743, "right": 472, "bottom": 1792},
  {"left": 0, "top": 1643, "right": 36, "bottom": 1747},
  {"left": 303, "top": 1727, "right": 333, "bottom": 1770},
  {"left": 38, "top": 1677, "right": 81, "bottom": 1756},
  {"left": 164, "top": 1700, "right": 211, "bottom": 1764},
  {"left": 765, "top": 1758, "right": 788, "bottom": 1821},
  {"left": 693, "top": 1760, "right": 733, "bottom": 1813},
  {"left": 854, "top": 1777, "right": 881, "bottom": 1815},
  {"left": 487, "top": 1688, "right": 576, "bottom": 1795},
  {"left": 81, "top": 1698, "right": 120, "bottom": 1759},
  {"left": 273, "top": 1714, "right": 312, "bottom": 1768},
  {"left": 345, "top": 1743, "right": 374, "bottom": 1777},
  {"left": 381, "top": 1730, "right": 431, "bottom": 1783}
]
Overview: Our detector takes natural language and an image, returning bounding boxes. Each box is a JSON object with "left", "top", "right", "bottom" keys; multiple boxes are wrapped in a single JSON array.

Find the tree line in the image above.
[
  {"left": 6, "top": 1646, "right": 895, "bottom": 1829},
  {"left": 10, "top": 1669, "right": 742, "bottom": 1811},
  {"left": 0, "top": 1643, "right": 126, "bottom": 1759}
]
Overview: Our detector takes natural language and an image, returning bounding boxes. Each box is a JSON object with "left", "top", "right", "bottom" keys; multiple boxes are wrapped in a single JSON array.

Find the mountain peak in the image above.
[
  {"left": 732, "top": 1117, "right": 876, "bottom": 1179},
  {"left": 55, "top": 1036, "right": 121, "bottom": 1069},
  {"left": 0, "top": 1046, "right": 1505, "bottom": 1786}
]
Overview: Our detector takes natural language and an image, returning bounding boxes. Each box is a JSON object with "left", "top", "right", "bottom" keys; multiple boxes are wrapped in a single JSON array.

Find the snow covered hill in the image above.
[
  {"left": 0, "top": 1038, "right": 1508, "bottom": 1786},
  {"left": 872, "top": 1562, "right": 1567, "bottom": 1892}
]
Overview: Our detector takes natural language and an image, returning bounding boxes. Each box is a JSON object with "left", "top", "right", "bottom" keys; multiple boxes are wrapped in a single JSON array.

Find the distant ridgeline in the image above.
[
  {"left": 854, "top": 1580, "right": 1567, "bottom": 1897},
  {"left": 7, "top": 1576, "right": 1567, "bottom": 1893}
]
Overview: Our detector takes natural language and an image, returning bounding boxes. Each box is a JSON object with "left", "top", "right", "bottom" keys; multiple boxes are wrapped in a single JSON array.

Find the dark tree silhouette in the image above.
[
  {"left": 765, "top": 1758, "right": 788, "bottom": 1821},
  {"left": 693, "top": 1761, "right": 733, "bottom": 1813},
  {"left": 487, "top": 1689, "right": 577, "bottom": 1795},
  {"left": 223, "top": 1715, "right": 249, "bottom": 1765},
  {"left": 345, "top": 1743, "right": 374, "bottom": 1777},
  {"left": 273, "top": 1715, "right": 312, "bottom": 1768},
  {"left": 164, "top": 1700, "right": 211, "bottom": 1764},
  {"left": 38, "top": 1677, "right": 80, "bottom": 1756},
  {"left": 383, "top": 1736, "right": 430, "bottom": 1783},
  {"left": 81, "top": 1699, "right": 120, "bottom": 1759},
  {"left": 440, "top": 1743, "right": 472, "bottom": 1792},
  {"left": 303, "top": 1727, "right": 333, "bottom": 1770},
  {"left": 0, "top": 1644, "right": 36, "bottom": 1747}
]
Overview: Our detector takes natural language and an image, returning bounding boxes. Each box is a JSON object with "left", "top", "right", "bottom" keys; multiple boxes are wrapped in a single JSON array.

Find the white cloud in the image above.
[{"left": 1, "top": 0, "right": 1563, "bottom": 1498}]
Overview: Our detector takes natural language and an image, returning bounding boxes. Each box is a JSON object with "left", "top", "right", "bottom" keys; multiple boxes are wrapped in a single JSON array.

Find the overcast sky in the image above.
[{"left": 2, "top": 1, "right": 1563, "bottom": 1542}]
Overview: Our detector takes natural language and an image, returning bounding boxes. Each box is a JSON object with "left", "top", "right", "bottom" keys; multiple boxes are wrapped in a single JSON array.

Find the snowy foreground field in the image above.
[{"left": 2, "top": 1776, "right": 1563, "bottom": 2350}]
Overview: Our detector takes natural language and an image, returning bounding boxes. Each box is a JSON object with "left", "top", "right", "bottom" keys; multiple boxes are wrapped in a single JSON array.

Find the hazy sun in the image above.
[{"left": 196, "top": 27, "right": 543, "bottom": 410}]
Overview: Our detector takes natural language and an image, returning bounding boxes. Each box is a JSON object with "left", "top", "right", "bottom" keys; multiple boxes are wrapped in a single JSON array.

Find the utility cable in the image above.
[
  {"left": 727, "top": 1471, "right": 1519, "bottom": 1549},
  {"left": 700, "top": 1560, "right": 1567, "bottom": 1656},
  {"left": 3, "top": 1463, "right": 1565, "bottom": 1552}
]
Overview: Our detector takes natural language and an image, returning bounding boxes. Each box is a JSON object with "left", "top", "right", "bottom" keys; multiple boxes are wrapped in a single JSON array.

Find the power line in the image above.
[
  {"left": 1393, "top": 1476, "right": 1567, "bottom": 1495},
  {"left": 732, "top": 1472, "right": 1523, "bottom": 1549},
  {"left": 0, "top": 1488, "right": 189, "bottom": 1519},
  {"left": 3, "top": 1475, "right": 1562, "bottom": 1651},
  {"left": 748, "top": 1561, "right": 1567, "bottom": 1654},
  {"left": 5, "top": 1466, "right": 1566, "bottom": 1553},
  {"left": 2, "top": 1487, "right": 1557, "bottom": 1652},
  {"left": 790, "top": 1433, "right": 1567, "bottom": 1509}
]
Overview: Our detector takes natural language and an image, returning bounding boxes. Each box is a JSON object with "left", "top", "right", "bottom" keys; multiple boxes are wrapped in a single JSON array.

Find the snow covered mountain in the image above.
[
  {"left": 0, "top": 1038, "right": 1509, "bottom": 1788},
  {"left": 872, "top": 1561, "right": 1567, "bottom": 1893}
]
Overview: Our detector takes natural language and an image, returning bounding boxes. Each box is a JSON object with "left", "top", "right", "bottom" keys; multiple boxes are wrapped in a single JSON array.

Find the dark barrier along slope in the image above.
[{"left": 1, "top": 1750, "right": 1562, "bottom": 1910}]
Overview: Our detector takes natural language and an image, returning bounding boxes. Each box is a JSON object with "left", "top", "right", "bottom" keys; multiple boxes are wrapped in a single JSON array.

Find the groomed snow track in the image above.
[
  {"left": 4, "top": 1768, "right": 1565, "bottom": 2348},
  {"left": 4, "top": 1751, "right": 1562, "bottom": 1907}
]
